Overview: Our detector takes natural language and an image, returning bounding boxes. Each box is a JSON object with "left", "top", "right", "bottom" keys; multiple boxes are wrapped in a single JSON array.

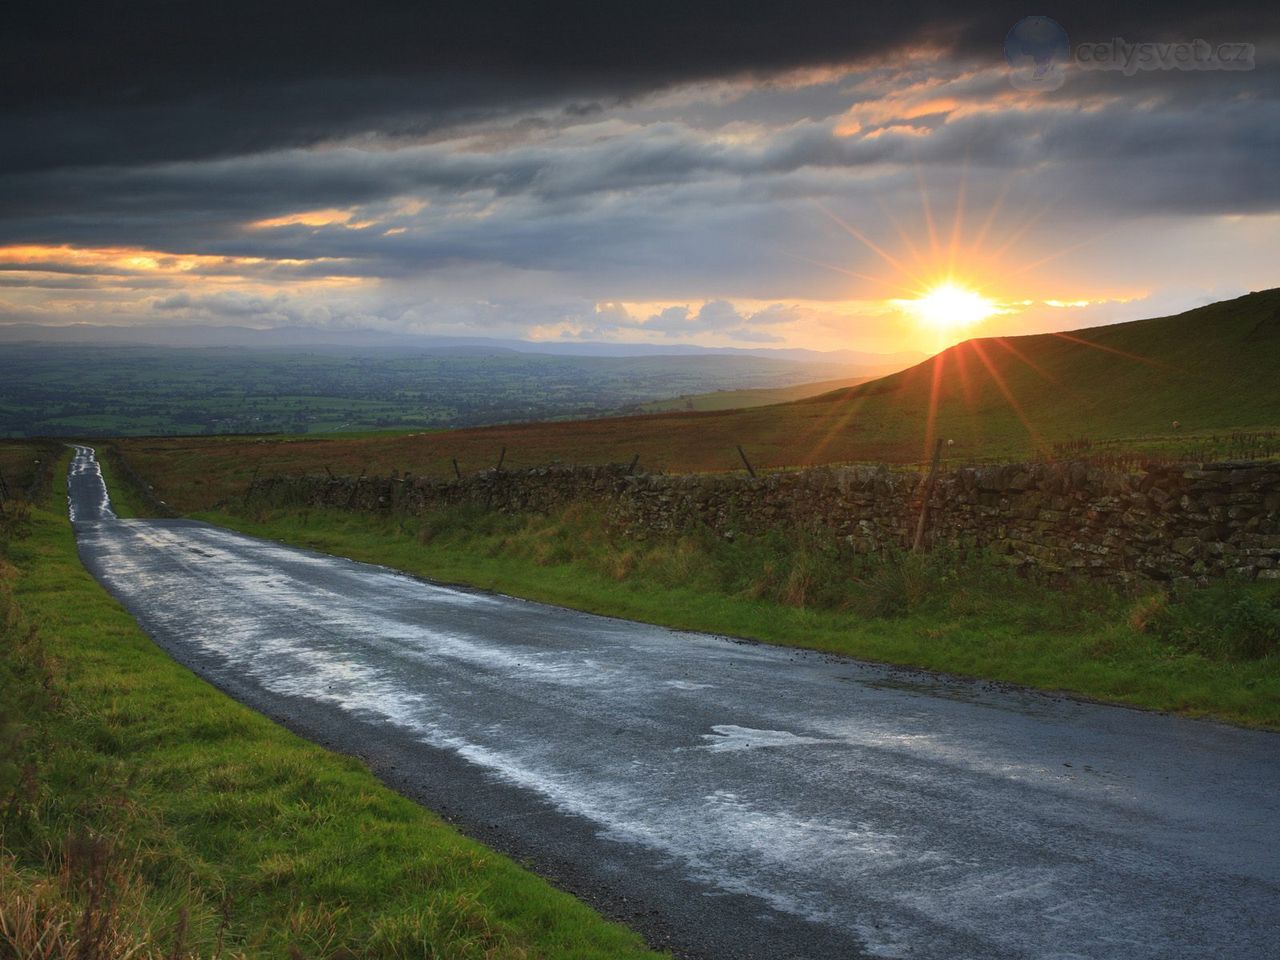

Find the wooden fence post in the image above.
[
  {"left": 496, "top": 446, "right": 506, "bottom": 472},
  {"left": 737, "top": 445, "right": 757, "bottom": 478},
  {"left": 346, "top": 467, "right": 367, "bottom": 509},
  {"left": 452, "top": 458, "right": 462, "bottom": 480},
  {"left": 627, "top": 453, "right": 640, "bottom": 475},
  {"left": 912, "top": 437, "right": 946, "bottom": 553}
]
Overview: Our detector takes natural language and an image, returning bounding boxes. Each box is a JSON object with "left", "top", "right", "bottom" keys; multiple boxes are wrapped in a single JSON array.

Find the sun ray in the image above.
[
  {"left": 992, "top": 336, "right": 1059, "bottom": 384},
  {"left": 969, "top": 175, "right": 1017, "bottom": 254},
  {"left": 781, "top": 250, "right": 889, "bottom": 286},
  {"left": 800, "top": 387, "right": 875, "bottom": 465},
  {"left": 815, "top": 203, "right": 918, "bottom": 282},
  {"left": 1049, "top": 331, "right": 1173, "bottom": 369},
  {"left": 912, "top": 161, "right": 942, "bottom": 264},
  {"left": 946, "top": 155, "right": 970, "bottom": 277},
  {"left": 875, "top": 196, "right": 931, "bottom": 279},
  {"left": 986, "top": 200, "right": 1060, "bottom": 262},
  {"left": 1004, "top": 231, "right": 1112, "bottom": 279},
  {"left": 952, "top": 338, "right": 978, "bottom": 412},
  {"left": 821, "top": 165, "right": 1117, "bottom": 364},
  {"left": 922, "top": 349, "right": 947, "bottom": 458},
  {"left": 968, "top": 339, "right": 1048, "bottom": 453}
]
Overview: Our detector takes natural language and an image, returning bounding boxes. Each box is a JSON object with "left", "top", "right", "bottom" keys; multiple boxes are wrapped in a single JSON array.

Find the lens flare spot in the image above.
[{"left": 897, "top": 282, "right": 997, "bottom": 333}]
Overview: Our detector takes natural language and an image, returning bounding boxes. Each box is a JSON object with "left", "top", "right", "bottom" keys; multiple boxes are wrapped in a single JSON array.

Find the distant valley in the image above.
[{"left": 0, "top": 338, "right": 909, "bottom": 438}]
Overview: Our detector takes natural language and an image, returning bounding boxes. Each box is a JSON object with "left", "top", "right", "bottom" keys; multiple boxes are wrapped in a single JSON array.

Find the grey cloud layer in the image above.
[{"left": 4, "top": 68, "right": 1277, "bottom": 297}]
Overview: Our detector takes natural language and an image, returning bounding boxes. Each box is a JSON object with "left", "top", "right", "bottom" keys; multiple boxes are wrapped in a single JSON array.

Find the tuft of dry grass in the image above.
[
  {"left": 0, "top": 841, "right": 220, "bottom": 960},
  {"left": 1127, "top": 592, "right": 1169, "bottom": 633}
]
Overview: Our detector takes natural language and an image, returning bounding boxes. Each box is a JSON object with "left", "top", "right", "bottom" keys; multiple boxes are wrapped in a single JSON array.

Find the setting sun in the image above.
[{"left": 901, "top": 282, "right": 997, "bottom": 333}]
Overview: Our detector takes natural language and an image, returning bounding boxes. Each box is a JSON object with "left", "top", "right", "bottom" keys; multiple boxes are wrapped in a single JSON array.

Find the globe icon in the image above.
[{"left": 1003, "top": 16, "right": 1070, "bottom": 91}]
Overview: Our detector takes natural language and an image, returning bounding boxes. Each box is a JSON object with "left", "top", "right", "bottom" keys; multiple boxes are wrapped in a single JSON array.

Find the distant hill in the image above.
[
  {"left": 0, "top": 321, "right": 922, "bottom": 370},
  {"left": 117, "top": 289, "right": 1280, "bottom": 499}
]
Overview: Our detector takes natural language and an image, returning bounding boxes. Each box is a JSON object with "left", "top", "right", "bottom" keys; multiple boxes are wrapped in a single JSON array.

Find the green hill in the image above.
[{"left": 791, "top": 287, "right": 1280, "bottom": 461}]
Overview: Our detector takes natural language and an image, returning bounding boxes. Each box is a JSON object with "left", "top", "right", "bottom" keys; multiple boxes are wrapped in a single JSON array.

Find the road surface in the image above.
[{"left": 68, "top": 445, "right": 1279, "bottom": 959}]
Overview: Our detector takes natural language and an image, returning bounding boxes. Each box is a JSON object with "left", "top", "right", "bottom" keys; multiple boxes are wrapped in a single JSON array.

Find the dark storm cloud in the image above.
[{"left": 3, "top": 1, "right": 1276, "bottom": 173}]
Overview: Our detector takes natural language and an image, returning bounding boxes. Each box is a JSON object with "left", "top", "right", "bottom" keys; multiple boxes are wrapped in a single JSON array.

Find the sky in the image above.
[{"left": 1, "top": 1, "right": 1277, "bottom": 354}]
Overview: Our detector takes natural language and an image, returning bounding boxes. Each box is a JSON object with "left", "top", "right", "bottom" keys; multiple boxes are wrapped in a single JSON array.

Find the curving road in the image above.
[{"left": 68, "top": 445, "right": 1279, "bottom": 959}]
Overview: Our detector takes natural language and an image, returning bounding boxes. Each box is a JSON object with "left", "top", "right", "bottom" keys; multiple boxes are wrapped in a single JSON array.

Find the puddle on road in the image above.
[{"left": 700, "top": 724, "right": 836, "bottom": 752}]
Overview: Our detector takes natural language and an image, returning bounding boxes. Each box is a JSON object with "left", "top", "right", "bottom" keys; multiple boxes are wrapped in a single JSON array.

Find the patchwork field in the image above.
[{"left": 637, "top": 374, "right": 874, "bottom": 412}]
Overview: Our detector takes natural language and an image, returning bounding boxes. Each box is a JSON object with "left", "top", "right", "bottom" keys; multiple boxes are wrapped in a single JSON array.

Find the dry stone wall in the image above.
[{"left": 244, "top": 459, "right": 1280, "bottom": 584}]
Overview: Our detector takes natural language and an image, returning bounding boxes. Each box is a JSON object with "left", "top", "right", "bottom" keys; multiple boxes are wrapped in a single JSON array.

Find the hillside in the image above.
[
  {"left": 823, "top": 287, "right": 1279, "bottom": 449},
  {"left": 117, "top": 289, "right": 1280, "bottom": 512}
]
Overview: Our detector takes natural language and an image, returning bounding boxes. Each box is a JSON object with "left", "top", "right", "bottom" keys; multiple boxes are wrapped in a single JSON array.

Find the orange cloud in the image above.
[
  {"left": 0, "top": 244, "right": 367, "bottom": 297},
  {"left": 0, "top": 244, "right": 250, "bottom": 273},
  {"left": 248, "top": 208, "right": 378, "bottom": 230},
  {"left": 861, "top": 124, "right": 931, "bottom": 139},
  {"left": 0, "top": 244, "right": 350, "bottom": 276},
  {"left": 831, "top": 59, "right": 1124, "bottom": 142}
]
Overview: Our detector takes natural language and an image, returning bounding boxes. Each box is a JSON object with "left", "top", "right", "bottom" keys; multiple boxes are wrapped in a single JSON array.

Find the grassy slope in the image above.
[
  {"left": 0, "top": 465, "right": 663, "bottom": 959},
  {"left": 198, "top": 505, "right": 1280, "bottom": 728},
  {"left": 119, "top": 289, "right": 1280, "bottom": 513},
  {"left": 95, "top": 446, "right": 145, "bottom": 519}
]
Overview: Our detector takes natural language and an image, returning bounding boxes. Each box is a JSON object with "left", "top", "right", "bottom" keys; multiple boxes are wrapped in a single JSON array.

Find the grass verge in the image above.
[
  {"left": 0, "top": 466, "right": 664, "bottom": 959},
  {"left": 97, "top": 443, "right": 173, "bottom": 520},
  {"left": 199, "top": 502, "right": 1280, "bottom": 729},
  {"left": 93, "top": 447, "right": 139, "bottom": 519}
]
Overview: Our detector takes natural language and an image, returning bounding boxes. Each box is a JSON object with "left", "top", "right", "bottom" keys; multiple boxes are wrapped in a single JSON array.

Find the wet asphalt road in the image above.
[{"left": 68, "top": 445, "right": 1279, "bottom": 959}]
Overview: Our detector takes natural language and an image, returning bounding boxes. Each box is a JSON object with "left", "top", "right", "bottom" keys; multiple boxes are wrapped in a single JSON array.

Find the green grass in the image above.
[
  {"left": 95, "top": 445, "right": 148, "bottom": 520},
  {"left": 0, "top": 463, "right": 665, "bottom": 959},
  {"left": 198, "top": 501, "right": 1280, "bottom": 729}
]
